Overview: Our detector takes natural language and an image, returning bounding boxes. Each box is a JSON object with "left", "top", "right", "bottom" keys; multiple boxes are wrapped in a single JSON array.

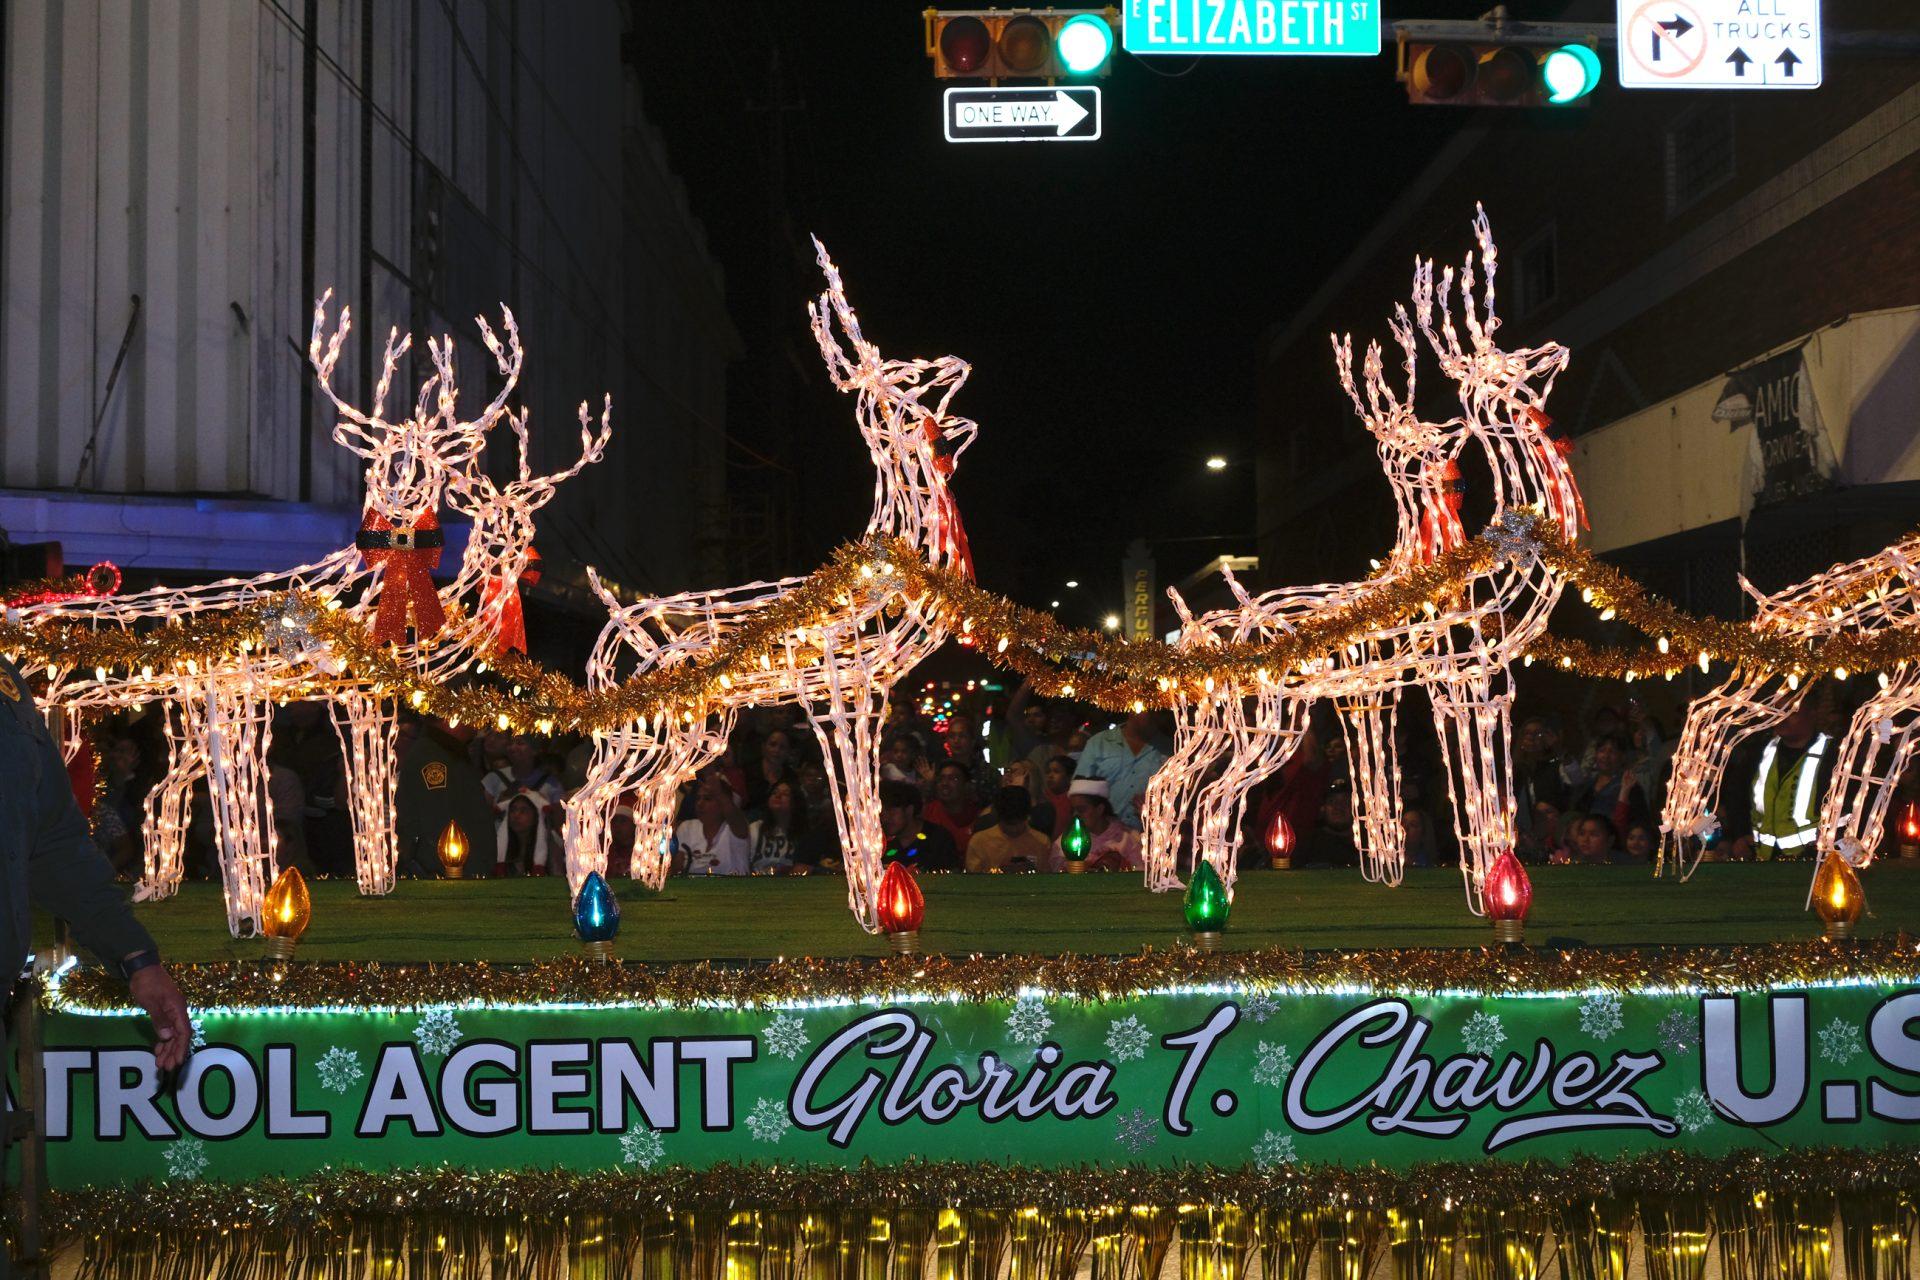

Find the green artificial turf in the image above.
[{"left": 45, "top": 863, "right": 1920, "bottom": 964}]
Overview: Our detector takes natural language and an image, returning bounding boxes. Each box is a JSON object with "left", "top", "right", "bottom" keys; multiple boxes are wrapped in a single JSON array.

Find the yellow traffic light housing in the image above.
[{"left": 925, "top": 8, "right": 1120, "bottom": 81}]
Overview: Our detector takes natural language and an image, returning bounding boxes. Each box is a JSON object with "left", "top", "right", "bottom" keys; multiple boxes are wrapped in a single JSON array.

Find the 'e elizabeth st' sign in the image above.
[{"left": 1123, "top": 0, "right": 1382, "bottom": 57}]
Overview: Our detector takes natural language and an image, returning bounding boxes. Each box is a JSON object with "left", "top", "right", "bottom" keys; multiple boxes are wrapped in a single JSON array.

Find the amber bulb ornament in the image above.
[
  {"left": 437, "top": 821, "right": 471, "bottom": 879},
  {"left": 261, "top": 866, "right": 311, "bottom": 961},
  {"left": 1810, "top": 850, "right": 1865, "bottom": 941}
]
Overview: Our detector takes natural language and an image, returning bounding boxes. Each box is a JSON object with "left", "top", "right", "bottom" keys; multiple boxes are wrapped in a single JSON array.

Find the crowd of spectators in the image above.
[{"left": 68, "top": 673, "right": 1907, "bottom": 882}]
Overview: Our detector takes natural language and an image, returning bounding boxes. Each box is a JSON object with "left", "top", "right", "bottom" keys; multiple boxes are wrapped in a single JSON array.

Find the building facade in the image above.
[
  {"left": 0, "top": 0, "right": 737, "bottom": 609},
  {"left": 1255, "top": 6, "right": 1920, "bottom": 621}
]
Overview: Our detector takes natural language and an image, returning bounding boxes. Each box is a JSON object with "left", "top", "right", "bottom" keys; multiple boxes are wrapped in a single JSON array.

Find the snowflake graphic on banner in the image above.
[
  {"left": 1113, "top": 1107, "right": 1159, "bottom": 1155},
  {"left": 1673, "top": 1089, "right": 1715, "bottom": 1133},
  {"left": 1578, "top": 993, "right": 1624, "bottom": 1041},
  {"left": 619, "top": 1122, "right": 667, "bottom": 1169},
  {"left": 1462, "top": 1012, "right": 1507, "bottom": 1056},
  {"left": 1005, "top": 997, "right": 1054, "bottom": 1045},
  {"left": 1105, "top": 1016, "right": 1151, "bottom": 1063},
  {"left": 412, "top": 1009, "right": 464, "bottom": 1058},
  {"left": 163, "top": 1137, "right": 210, "bottom": 1181},
  {"left": 1254, "top": 1130, "right": 1299, "bottom": 1169},
  {"left": 746, "top": 1098, "right": 792, "bottom": 1144},
  {"left": 314, "top": 1047, "right": 365, "bottom": 1095},
  {"left": 1817, "top": 1018, "right": 1862, "bottom": 1065},
  {"left": 762, "top": 1014, "right": 810, "bottom": 1061},
  {"left": 1243, "top": 993, "right": 1279, "bottom": 1024},
  {"left": 1658, "top": 1010, "right": 1698, "bottom": 1056},
  {"left": 1252, "top": 1041, "right": 1295, "bottom": 1088},
  {"left": 189, "top": 1017, "right": 208, "bottom": 1051}
]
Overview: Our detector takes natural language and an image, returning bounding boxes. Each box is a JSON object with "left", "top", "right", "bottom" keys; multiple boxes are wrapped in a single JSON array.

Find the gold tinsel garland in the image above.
[
  {"left": 45, "top": 936, "right": 1920, "bottom": 1013},
  {"left": 5, "top": 518, "right": 1920, "bottom": 738}
]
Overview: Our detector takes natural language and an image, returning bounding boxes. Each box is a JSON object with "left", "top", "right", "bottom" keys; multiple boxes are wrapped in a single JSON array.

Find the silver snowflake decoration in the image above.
[
  {"left": 1005, "top": 997, "right": 1054, "bottom": 1045},
  {"left": 745, "top": 1097, "right": 792, "bottom": 1144},
  {"left": 262, "top": 595, "right": 323, "bottom": 656},
  {"left": 1243, "top": 993, "right": 1279, "bottom": 1024},
  {"left": 1253, "top": 1130, "right": 1298, "bottom": 1170},
  {"left": 1657, "top": 1009, "right": 1699, "bottom": 1056},
  {"left": 315, "top": 1046, "right": 365, "bottom": 1094},
  {"left": 1817, "top": 1017, "right": 1862, "bottom": 1065},
  {"left": 1485, "top": 509, "right": 1541, "bottom": 567},
  {"left": 162, "top": 1137, "right": 210, "bottom": 1181},
  {"left": 412, "top": 1009, "right": 464, "bottom": 1058},
  {"left": 189, "top": 1017, "right": 208, "bottom": 1051},
  {"left": 1105, "top": 1015, "right": 1151, "bottom": 1063},
  {"left": 1251, "top": 1041, "right": 1295, "bottom": 1088},
  {"left": 1578, "top": 993, "right": 1624, "bottom": 1041},
  {"left": 1673, "top": 1089, "right": 1715, "bottom": 1134},
  {"left": 619, "top": 1122, "right": 666, "bottom": 1169},
  {"left": 1461, "top": 1011, "right": 1507, "bottom": 1056},
  {"left": 1113, "top": 1107, "right": 1160, "bottom": 1155},
  {"left": 762, "top": 1014, "right": 810, "bottom": 1061}
]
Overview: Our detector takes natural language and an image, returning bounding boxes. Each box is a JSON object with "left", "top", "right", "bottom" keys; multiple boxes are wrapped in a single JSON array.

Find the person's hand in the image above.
[
  {"left": 915, "top": 758, "right": 935, "bottom": 786},
  {"left": 128, "top": 965, "right": 192, "bottom": 1072}
]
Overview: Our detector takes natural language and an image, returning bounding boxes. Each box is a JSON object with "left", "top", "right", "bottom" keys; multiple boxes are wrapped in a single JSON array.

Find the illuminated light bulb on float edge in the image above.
[
  {"left": 261, "top": 867, "right": 312, "bottom": 962},
  {"left": 1183, "top": 861, "right": 1230, "bottom": 952},
  {"left": 1810, "top": 851, "right": 1864, "bottom": 942},
  {"left": 1266, "top": 810, "right": 1294, "bottom": 871},
  {"left": 877, "top": 861, "right": 926, "bottom": 954},
  {"left": 1060, "top": 816, "right": 1091, "bottom": 873},
  {"left": 1898, "top": 799, "right": 1920, "bottom": 860},
  {"left": 1484, "top": 850, "right": 1532, "bottom": 947},
  {"left": 573, "top": 871, "right": 621, "bottom": 962},
  {"left": 437, "top": 821, "right": 471, "bottom": 879}
]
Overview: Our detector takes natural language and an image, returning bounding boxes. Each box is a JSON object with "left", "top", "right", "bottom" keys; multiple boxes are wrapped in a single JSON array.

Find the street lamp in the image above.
[
  {"left": 1103, "top": 613, "right": 1121, "bottom": 631},
  {"left": 1205, "top": 456, "right": 1228, "bottom": 471},
  {"left": 1065, "top": 580, "right": 1080, "bottom": 589}
]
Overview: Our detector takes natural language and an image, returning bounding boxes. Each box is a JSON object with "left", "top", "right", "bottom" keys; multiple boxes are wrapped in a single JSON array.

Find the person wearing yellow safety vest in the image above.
[{"left": 1734, "top": 704, "right": 1834, "bottom": 861}]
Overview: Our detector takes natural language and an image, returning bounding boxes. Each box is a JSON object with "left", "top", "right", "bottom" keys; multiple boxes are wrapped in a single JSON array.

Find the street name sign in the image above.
[
  {"left": 943, "top": 87, "right": 1101, "bottom": 144},
  {"left": 1617, "top": 0, "right": 1821, "bottom": 89},
  {"left": 1122, "top": 0, "right": 1381, "bottom": 57}
]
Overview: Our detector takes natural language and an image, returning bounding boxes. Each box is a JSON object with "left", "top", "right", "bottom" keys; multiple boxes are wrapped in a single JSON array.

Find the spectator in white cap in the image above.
[
  {"left": 1047, "top": 777, "right": 1143, "bottom": 872},
  {"left": 606, "top": 793, "right": 638, "bottom": 879}
]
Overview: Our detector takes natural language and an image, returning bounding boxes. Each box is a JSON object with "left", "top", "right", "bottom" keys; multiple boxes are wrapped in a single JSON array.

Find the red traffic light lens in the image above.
[
  {"left": 940, "top": 16, "right": 991, "bottom": 74},
  {"left": 1416, "top": 45, "right": 1473, "bottom": 98},
  {"left": 1478, "top": 46, "right": 1537, "bottom": 101},
  {"left": 999, "top": 15, "right": 1052, "bottom": 74}
]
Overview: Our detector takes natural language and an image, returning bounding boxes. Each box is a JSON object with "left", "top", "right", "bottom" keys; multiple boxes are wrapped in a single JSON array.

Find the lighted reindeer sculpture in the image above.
[
  {"left": 567, "top": 239, "right": 975, "bottom": 930},
  {"left": 1660, "top": 532, "right": 1920, "bottom": 883}
]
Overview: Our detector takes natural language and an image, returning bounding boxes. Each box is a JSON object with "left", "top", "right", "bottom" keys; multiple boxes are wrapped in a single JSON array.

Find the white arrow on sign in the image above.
[{"left": 951, "top": 90, "right": 1090, "bottom": 137}]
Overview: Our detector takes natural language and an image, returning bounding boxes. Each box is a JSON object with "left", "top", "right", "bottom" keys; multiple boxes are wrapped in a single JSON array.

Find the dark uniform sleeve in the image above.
[{"left": 24, "top": 693, "right": 157, "bottom": 966}]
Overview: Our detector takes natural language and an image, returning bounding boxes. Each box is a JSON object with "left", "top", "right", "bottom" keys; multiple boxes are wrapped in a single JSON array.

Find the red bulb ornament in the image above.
[
  {"left": 1265, "top": 810, "right": 1294, "bottom": 870},
  {"left": 877, "top": 861, "right": 925, "bottom": 954},
  {"left": 1484, "top": 849, "right": 1532, "bottom": 946},
  {"left": 1898, "top": 800, "right": 1920, "bottom": 859}
]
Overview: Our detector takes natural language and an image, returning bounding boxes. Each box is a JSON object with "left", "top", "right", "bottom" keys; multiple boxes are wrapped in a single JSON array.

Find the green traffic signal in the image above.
[
  {"left": 1056, "top": 12, "right": 1114, "bottom": 76},
  {"left": 1542, "top": 43, "right": 1602, "bottom": 104}
]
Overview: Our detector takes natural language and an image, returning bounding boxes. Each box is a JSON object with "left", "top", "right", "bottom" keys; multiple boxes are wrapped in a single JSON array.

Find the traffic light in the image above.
[
  {"left": 925, "top": 8, "right": 1119, "bottom": 80},
  {"left": 1398, "top": 37, "right": 1601, "bottom": 106}
]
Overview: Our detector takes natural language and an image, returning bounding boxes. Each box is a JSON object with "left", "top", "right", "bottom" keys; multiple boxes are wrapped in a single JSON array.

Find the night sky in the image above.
[{"left": 632, "top": 0, "right": 1497, "bottom": 620}]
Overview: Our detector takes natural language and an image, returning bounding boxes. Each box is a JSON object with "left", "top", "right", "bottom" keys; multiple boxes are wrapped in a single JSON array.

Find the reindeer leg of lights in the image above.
[
  {"left": 1429, "top": 666, "right": 1519, "bottom": 912},
  {"left": 1140, "top": 694, "right": 1232, "bottom": 891},
  {"left": 1192, "top": 685, "right": 1309, "bottom": 898},
  {"left": 199, "top": 669, "right": 280, "bottom": 935},
  {"left": 1337, "top": 687, "right": 1408, "bottom": 885},
  {"left": 136, "top": 701, "right": 202, "bottom": 901},
  {"left": 1658, "top": 670, "right": 1801, "bottom": 878},
  {"left": 1817, "top": 663, "right": 1920, "bottom": 881},
  {"left": 330, "top": 689, "right": 399, "bottom": 894}
]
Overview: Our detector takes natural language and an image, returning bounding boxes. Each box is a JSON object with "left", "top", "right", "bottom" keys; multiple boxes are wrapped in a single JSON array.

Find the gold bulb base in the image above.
[
  {"left": 1899, "top": 842, "right": 1919, "bottom": 861},
  {"left": 887, "top": 930, "right": 920, "bottom": 955},
  {"left": 1490, "top": 918, "right": 1525, "bottom": 947},
  {"left": 1269, "top": 855, "right": 1292, "bottom": 871},
  {"left": 1065, "top": 860, "right": 1087, "bottom": 875},
  {"left": 581, "top": 940, "right": 616, "bottom": 964},
  {"left": 441, "top": 865, "right": 467, "bottom": 880},
  {"left": 262, "top": 935, "right": 298, "bottom": 962},
  {"left": 1823, "top": 920, "right": 1855, "bottom": 943},
  {"left": 1191, "top": 930, "right": 1222, "bottom": 953}
]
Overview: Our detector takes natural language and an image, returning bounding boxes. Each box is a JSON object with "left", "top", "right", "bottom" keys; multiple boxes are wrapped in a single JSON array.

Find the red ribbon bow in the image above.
[
  {"left": 922, "top": 418, "right": 974, "bottom": 580},
  {"left": 358, "top": 510, "right": 446, "bottom": 644},
  {"left": 1419, "top": 459, "right": 1467, "bottom": 563},
  {"left": 483, "top": 547, "right": 541, "bottom": 655}
]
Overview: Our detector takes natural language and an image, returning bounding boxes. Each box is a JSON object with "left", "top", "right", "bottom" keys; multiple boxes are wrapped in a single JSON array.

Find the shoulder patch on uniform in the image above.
[
  {"left": 422, "top": 761, "right": 448, "bottom": 790},
  {"left": 0, "top": 671, "right": 18, "bottom": 701}
]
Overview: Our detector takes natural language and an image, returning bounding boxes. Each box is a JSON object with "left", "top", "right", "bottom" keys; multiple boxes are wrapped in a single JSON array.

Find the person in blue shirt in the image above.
[{"left": 1073, "top": 712, "right": 1169, "bottom": 832}]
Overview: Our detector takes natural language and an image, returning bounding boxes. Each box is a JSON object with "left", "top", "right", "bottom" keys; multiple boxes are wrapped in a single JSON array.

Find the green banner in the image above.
[{"left": 39, "top": 980, "right": 1920, "bottom": 1186}]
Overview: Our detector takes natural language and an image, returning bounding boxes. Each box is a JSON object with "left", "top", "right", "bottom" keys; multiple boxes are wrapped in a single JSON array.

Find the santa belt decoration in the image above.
[{"left": 357, "top": 514, "right": 447, "bottom": 643}]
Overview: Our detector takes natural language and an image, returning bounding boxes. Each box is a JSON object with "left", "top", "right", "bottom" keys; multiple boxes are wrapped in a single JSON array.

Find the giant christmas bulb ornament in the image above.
[
  {"left": 1061, "top": 816, "right": 1091, "bottom": 872},
  {"left": 1265, "top": 810, "right": 1294, "bottom": 871},
  {"left": 1810, "top": 851, "right": 1864, "bottom": 942},
  {"left": 1484, "top": 850, "right": 1532, "bottom": 946},
  {"left": 877, "top": 861, "right": 926, "bottom": 954},
  {"left": 573, "top": 871, "right": 621, "bottom": 961},
  {"left": 1898, "top": 800, "right": 1920, "bottom": 859},
  {"left": 261, "top": 866, "right": 312, "bottom": 961},
  {"left": 437, "top": 821, "right": 471, "bottom": 879},
  {"left": 1183, "top": 861, "right": 1230, "bottom": 950}
]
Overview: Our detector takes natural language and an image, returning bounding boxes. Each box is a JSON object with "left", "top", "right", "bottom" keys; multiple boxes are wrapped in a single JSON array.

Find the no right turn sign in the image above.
[{"left": 1617, "top": 0, "right": 1822, "bottom": 90}]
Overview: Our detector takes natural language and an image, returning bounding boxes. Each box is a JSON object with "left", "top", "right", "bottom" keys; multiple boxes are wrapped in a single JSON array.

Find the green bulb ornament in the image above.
[
  {"left": 1061, "top": 816, "right": 1091, "bottom": 873},
  {"left": 1183, "top": 860, "right": 1230, "bottom": 951}
]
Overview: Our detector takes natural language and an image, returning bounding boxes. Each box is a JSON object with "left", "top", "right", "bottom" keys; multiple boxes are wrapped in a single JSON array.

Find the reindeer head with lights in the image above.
[{"left": 808, "top": 237, "right": 978, "bottom": 579}]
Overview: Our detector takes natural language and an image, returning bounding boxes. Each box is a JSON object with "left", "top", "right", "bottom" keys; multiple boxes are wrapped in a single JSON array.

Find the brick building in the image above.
[{"left": 1256, "top": 6, "right": 1920, "bottom": 623}]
